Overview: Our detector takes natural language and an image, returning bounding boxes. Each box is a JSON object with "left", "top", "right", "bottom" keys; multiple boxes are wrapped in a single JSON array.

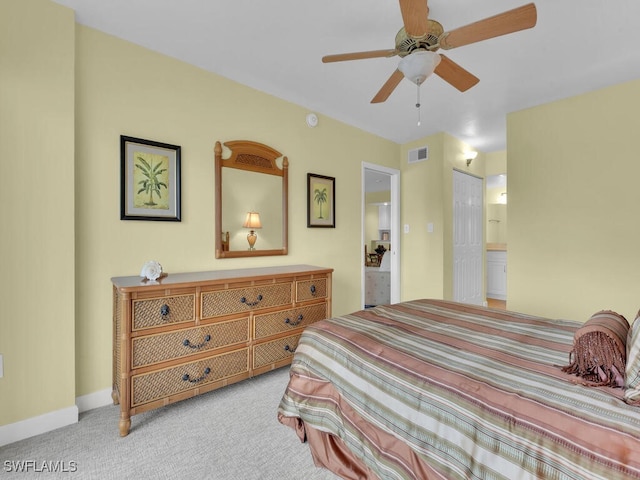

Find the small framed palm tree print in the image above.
[
  {"left": 307, "top": 173, "right": 335, "bottom": 228},
  {"left": 120, "top": 136, "right": 181, "bottom": 221}
]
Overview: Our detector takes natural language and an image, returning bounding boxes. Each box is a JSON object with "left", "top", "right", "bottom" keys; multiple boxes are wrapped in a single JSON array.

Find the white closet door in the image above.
[{"left": 453, "top": 170, "right": 484, "bottom": 305}]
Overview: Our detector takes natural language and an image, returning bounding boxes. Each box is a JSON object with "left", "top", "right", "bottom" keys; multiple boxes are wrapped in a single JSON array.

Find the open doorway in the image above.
[
  {"left": 362, "top": 162, "right": 400, "bottom": 308},
  {"left": 486, "top": 173, "right": 507, "bottom": 308}
]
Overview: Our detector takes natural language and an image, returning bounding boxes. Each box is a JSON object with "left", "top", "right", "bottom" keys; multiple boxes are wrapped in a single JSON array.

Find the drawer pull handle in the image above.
[
  {"left": 183, "top": 335, "right": 211, "bottom": 349},
  {"left": 240, "top": 294, "right": 263, "bottom": 307},
  {"left": 284, "top": 345, "right": 296, "bottom": 353},
  {"left": 310, "top": 285, "right": 317, "bottom": 296},
  {"left": 285, "top": 314, "right": 304, "bottom": 327},
  {"left": 182, "top": 367, "right": 211, "bottom": 384},
  {"left": 160, "top": 304, "right": 170, "bottom": 318}
]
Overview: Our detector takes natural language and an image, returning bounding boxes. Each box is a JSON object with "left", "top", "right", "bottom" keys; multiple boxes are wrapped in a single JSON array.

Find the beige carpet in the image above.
[{"left": 0, "top": 368, "right": 338, "bottom": 479}]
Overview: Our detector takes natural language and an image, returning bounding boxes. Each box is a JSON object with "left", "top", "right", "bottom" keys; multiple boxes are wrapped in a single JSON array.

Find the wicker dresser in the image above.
[{"left": 111, "top": 264, "right": 332, "bottom": 436}]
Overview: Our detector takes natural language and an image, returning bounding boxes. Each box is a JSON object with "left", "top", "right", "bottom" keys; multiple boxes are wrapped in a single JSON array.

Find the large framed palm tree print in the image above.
[
  {"left": 120, "top": 136, "right": 181, "bottom": 221},
  {"left": 307, "top": 173, "right": 335, "bottom": 228}
]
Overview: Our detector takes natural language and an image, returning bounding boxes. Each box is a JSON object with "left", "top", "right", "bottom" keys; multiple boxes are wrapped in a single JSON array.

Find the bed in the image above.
[{"left": 277, "top": 299, "right": 640, "bottom": 480}]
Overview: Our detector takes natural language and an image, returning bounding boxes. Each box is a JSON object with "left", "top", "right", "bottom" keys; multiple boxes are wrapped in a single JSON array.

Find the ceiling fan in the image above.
[{"left": 322, "top": 1, "right": 537, "bottom": 104}]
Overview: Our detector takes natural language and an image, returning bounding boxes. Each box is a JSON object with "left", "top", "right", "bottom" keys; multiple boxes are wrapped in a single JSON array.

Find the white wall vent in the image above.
[{"left": 408, "top": 146, "right": 429, "bottom": 164}]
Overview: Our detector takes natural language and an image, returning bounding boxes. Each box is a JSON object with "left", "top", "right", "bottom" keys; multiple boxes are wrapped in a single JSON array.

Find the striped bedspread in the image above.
[{"left": 278, "top": 299, "right": 640, "bottom": 480}]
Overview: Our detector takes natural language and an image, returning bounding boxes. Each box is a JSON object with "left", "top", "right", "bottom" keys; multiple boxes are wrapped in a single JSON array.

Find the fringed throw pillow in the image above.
[{"left": 562, "top": 310, "right": 629, "bottom": 388}]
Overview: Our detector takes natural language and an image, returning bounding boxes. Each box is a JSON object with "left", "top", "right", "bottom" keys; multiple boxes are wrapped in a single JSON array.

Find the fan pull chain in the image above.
[{"left": 416, "top": 84, "right": 422, "bottom": 126}]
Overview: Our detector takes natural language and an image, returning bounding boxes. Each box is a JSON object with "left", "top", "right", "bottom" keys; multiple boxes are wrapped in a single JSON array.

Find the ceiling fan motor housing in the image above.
[{"left": 395, "top": 19, "right": 444, "bottom": 57}]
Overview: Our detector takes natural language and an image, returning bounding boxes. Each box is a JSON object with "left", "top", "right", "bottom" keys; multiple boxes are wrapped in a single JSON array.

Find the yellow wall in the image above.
[
  {"left": 0, "top": 0, "right": 76, "bottom": 424},
  {"left": 0, "top": 0, "right": 400, "bottom": 427},
  {"left": 400, "top": 134, "right": 445, "bottom": 300},
  {"left": 485, "top": 150, "right": 507, "bottom": 177},
  {"left": 8, "top": 0, "right": 632, "bottom": 437},
  {"left": 399, "top": 133, "right": 483, "bottom": 301},
  {"left": 1, "top": 0, "right": 489, "bottom": 431},
  {"left": 73, "top": 27, "right": 400, "bottom": 399},
  {"left": 508, "top": 79, "right": 640, "bottom": 321}
]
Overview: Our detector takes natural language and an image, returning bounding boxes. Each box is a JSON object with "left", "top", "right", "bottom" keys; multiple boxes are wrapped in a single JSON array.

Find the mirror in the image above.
[{"left": 215, "top": 140, "right": 289, "bottom": 258}]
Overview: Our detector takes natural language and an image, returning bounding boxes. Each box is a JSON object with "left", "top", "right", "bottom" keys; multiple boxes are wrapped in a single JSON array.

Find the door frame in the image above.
[{"left": 362, "top": 162, "right": 401, "bottom": 306}]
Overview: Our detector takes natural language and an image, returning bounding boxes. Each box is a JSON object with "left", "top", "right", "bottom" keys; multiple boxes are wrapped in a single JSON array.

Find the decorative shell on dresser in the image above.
[{"left": 140, "top": 260, "right": 163, "bottom": 281}]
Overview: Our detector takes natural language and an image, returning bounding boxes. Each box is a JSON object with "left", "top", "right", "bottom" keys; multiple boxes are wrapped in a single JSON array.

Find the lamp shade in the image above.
[
  {"left": 242, "top": 212, "right": 262, "bottom": 229},
  {"left": 398, "top": 51, "right": 441, "bottom": 85}
]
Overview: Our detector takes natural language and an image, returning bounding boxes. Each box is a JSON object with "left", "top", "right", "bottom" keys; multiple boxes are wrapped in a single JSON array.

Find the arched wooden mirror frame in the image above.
[{"left": 215, "top": 140, "right": 289, "bottom": 258}]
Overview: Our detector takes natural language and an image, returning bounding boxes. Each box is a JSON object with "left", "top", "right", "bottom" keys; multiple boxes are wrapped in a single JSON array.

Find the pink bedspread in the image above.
[{"left": 278, "top": 299, "right": 640, "bottom": 480}]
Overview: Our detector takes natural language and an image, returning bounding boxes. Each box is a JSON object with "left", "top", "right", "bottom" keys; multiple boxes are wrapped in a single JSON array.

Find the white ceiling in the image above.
[{"left": 52, "top": 0, "right": 640, "bottom": 153}]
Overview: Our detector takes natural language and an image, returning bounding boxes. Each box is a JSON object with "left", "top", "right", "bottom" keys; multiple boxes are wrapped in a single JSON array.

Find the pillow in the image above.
[
  {"left": 624, "top": 312, "right": 640, "bottom": 403},
  {"left": 562, "top": 310, "right": 629, "bottom": 388}
]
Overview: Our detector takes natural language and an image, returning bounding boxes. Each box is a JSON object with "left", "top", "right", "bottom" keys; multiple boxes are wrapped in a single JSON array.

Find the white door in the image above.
[{"left": 453, "top": 170, "right": 483, "bottom": 305}]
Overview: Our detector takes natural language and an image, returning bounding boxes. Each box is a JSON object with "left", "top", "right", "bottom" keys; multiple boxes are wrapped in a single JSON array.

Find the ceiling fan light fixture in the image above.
[{"left": 398, "top": 51, "right": 441, "bottom": 85}]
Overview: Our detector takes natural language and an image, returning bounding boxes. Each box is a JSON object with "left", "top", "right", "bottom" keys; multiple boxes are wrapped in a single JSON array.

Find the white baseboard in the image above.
[
  {"left": 0, "top": 388, "right": 113, "bottom": 447},
  {"left": 76, "top": 387, "right": 113, "bottom": 413},
  {"left": 0, "top": 405, "right": 78, "bottom": 447}
]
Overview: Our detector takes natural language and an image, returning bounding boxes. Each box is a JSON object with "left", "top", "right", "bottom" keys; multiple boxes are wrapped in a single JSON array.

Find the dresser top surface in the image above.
[{"left": 111, "top": 264, "right": 333, "bottom": 291}]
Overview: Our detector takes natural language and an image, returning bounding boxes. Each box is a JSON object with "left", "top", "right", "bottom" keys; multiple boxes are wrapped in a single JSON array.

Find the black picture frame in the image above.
[
  {"left": 307, "top": 173, "right": 335, "bottom": 228},
  {"left": 120, "top": 136, "right": 181, "bottom": 221}
]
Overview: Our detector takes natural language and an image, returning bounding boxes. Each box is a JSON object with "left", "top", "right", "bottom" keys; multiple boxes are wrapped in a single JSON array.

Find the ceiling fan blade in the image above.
[
  {"left": 439, "top": 3, "right": 537, "bottom": 50},
  {"left": 371, "top": 69, "right": 405, "bottom": 104},
  {"left": 322, "top": 49, "right": 397, "bottom": 63},
  {"left": 398, "top": 0, "right": 430, "bottom": 37},
  {"left": 434, "top": 55, "right": 479, "bottom": 92}
]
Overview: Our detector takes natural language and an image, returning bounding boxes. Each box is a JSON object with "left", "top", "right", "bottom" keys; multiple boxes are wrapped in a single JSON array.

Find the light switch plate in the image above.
[{"left": 404, "top": 224, "right": 410, "bottom": 233}]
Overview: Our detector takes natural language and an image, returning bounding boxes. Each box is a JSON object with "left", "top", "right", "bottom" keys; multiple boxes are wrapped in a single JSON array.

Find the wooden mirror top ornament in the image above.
[{"left": 215, "top": 140, "right": 289, "bottom": 258}]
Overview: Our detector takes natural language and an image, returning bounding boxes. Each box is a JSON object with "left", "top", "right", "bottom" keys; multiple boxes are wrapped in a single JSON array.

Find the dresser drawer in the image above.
[
  {"left": 131, "top": 348, "right": 249, "bottom": 407},
  {"left": 201, "top": 282, "right": 292, "bottom": 318},
  {"left": 132, "top": 294, "right": 195, "bottom": 331},
  {"left": 253, "top": 334, "right": 301, "bottom": 369},
  {"left": 254, "top": 303, "right": 327, "bottom": 340},
  {"left": 296, "top": 277, "right": 328, "bottom": 302},
  {"left": 131, "top": 318, "right": 250, "bottom": 368}
]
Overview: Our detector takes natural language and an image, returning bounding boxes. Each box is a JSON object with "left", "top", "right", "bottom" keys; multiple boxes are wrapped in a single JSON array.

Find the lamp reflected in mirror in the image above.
[{"left": 243, "top": 211, "right": 262, "bottom": 250}]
